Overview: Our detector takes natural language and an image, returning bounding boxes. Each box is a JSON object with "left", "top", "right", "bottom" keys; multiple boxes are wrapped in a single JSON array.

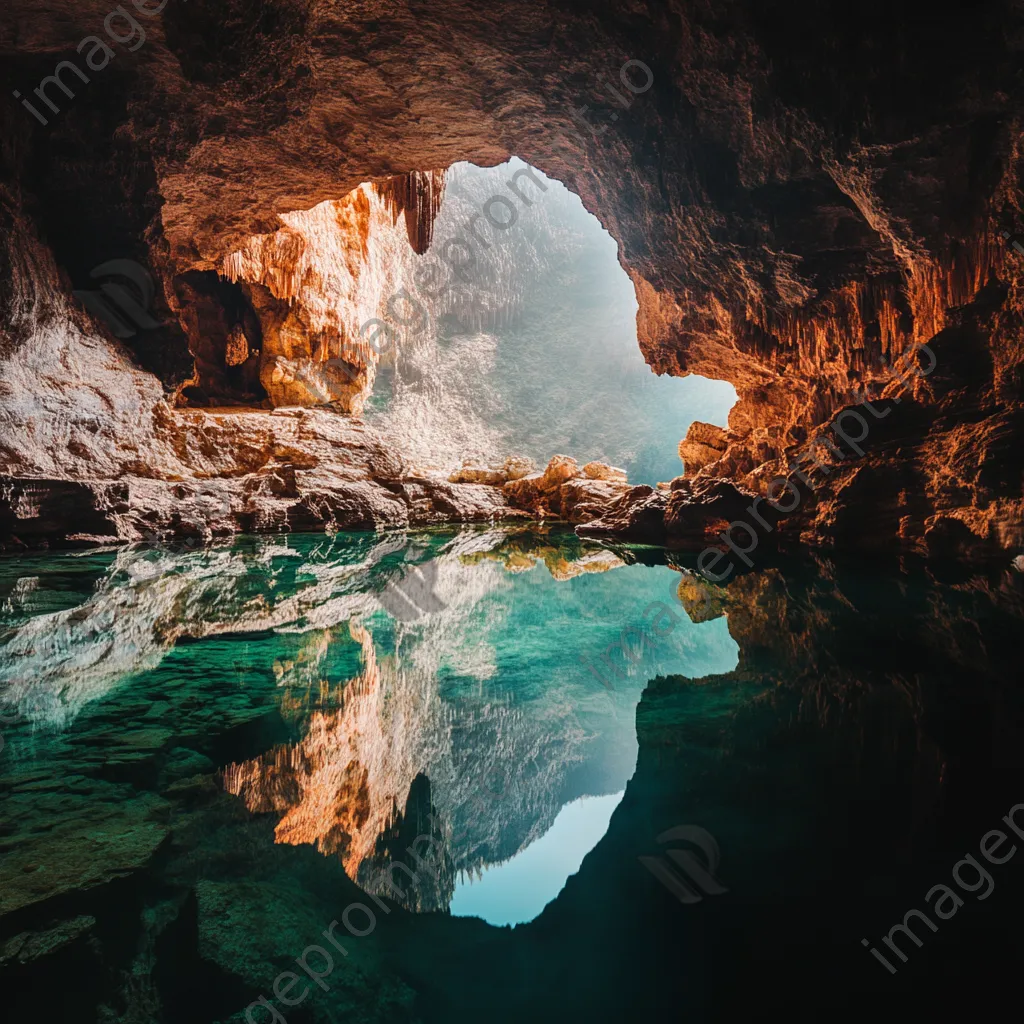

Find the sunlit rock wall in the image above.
[
  {"left": 222, "top": 174, "right": 446, "bottom": 413},
  {"left": 3, "top": 0, "right": 1024, "bottom": 552}
]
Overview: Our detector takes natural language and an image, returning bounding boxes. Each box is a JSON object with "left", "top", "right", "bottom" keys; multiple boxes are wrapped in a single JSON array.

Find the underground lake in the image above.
[
  {"left": 3, "top": 1, "right": 1024, "bottom": 1019},
  {"left": 1, "top": 528, "right": 1022, "bottom": 1022}
]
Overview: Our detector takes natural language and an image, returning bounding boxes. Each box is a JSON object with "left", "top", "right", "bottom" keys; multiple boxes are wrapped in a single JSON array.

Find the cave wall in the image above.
[
  {"left": 221, "top": 177, "right": 441, "bottom": 412},
  {"left": 2, "top": 0, "right": 1023, "bottom": 551}
]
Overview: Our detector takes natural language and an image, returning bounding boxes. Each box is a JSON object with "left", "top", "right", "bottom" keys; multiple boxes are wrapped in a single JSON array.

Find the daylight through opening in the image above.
[{"left": 364, "top": 158, "right": 737, "bottom": 485}]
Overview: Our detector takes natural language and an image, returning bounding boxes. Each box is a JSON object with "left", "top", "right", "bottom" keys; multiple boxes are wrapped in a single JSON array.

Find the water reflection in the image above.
[
  {"left": 2, "top": 538, "right": 1023, "bottom": 1021},
  {"left": 0, "top": 527, "right": 737, "bottom": 924},
  {"left": 449, "top": 790, "right": 625, "bottom": 925},
  {"left": 215, "top": 528, "right": 738, "bottom": 921}
]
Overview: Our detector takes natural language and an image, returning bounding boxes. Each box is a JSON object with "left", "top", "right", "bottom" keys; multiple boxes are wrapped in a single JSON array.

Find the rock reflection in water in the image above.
[
  {"left": 217, "top": 528, "right": 738, "bottom": 920},
  {"left": 4, "top": 534, "right": 1021, "bottom": 1020},
  {"left": 0, "top": 527, "right": 737, "bottom": 923}
]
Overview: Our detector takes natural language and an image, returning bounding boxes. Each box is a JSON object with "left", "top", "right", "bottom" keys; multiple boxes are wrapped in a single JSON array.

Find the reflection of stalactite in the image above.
[
  {"left": 222, "top": 620, "right": 397, "bottom": 877},
  {"left": 222, "top": 619, "right": 454, "bottom": 894},
  {"left": 375, "top": 170, "right": 448, "bottom": 255}
]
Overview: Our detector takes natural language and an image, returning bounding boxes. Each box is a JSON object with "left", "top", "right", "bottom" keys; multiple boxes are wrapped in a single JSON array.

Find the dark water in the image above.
[{"left": 0, "top": 528, "right": 1021, "bottom": 1022}]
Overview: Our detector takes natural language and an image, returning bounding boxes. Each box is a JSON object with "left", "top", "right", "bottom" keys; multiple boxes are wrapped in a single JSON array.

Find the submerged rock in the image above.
[
  {"left": 195, "top": 879, "right": 418, "bottom": 1023},
  {"left": 0, "top": 785, "right": 170, "bottom": 918},
  {"left": 0, "top": 915, "right": 96, "bottom": 966}
]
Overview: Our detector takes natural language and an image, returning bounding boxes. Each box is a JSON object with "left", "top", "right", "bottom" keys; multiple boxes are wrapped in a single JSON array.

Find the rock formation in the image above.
[
  {"left": 220, "top": 178, "right": 449, "bottom": 412},
  {"left": 375, "top": 170, "right": 448, "bottom": 256},
  {"left": 1, "top": 0, "right": 1022, "bottom": 556},
  {"left": 497, "top": 455, "right": 633, "bottom": 523}
]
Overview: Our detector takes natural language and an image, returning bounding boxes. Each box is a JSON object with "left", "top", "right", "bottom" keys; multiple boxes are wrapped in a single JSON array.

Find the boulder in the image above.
[
  {"left": 582, "top": 461, "right": 627, "bottom": 483},
  {"left": 503, "top": 455, "right": 536, "bottom": 481},
  {"left": 663, "top": 476, "right": 784, "bottom": 546},
  {"left": 503, "top": 473, "right": 546, "bottom": 511},
  {"left": 448, "top": 455, "right": 535, "bottom": 487},
  {"left": 559, "top": 478, "right": 631, "bottom": 523},
  {"left": 448, "top": 463, "right": 507, "bottom": 486},
  {"left": 678, "top": 421, "right": 730, "bottom": 477},
  {"left": 538, "top": 455, "right": 580, "bottom": 491},
  {"left": 0, "top": 916, "right": 96, "bottom": 966}
]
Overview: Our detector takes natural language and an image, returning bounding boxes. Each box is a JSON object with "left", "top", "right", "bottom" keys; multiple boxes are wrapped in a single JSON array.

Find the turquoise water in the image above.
[
  {"left": 449, "top": 790, "right": 625, "bottom": 925},
  {"left": 1, "top": 530, "right": 1022, "bottom": 1023}
]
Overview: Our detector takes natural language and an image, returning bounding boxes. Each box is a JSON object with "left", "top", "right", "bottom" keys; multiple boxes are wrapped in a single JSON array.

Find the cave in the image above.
[{"left": 1, "top": 2, "right": 1023, "bottom": 1022}]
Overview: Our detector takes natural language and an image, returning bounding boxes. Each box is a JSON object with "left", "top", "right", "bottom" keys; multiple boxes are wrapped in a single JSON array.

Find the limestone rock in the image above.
[
  {"left": 448, "top": 463, "right": 508, "bottom": 486},
  {"left": 679, "top": 422, "right": 730, "bottom": 477},
  {"left": 582, "top": 461, "right": 628, "bottom": 483},
  {"left": 194, "top": 879, "right": 417, "bottom": 1022},
  {"left": 665, "top": 478, "right": 782, "bottom": 542},
  {"left": 538, "top": 455, "right": 580, "bottom": 491},
  {"left": 503, "top": 456, "right": 536, "bottom": 481},
  {"left": 559, "top": 478, "right": 631, "bottom": 524},
  {"left": 410, "top": 480, "right": 526, "bottom": 523},
  {"left": 0, "top": 916, "right": 96, "bottom": 966},
  {"left": 502, "top": 473, "right": 546, "bottom": 512},
  {"left": 0, "top": 786, "right": 170, "bottom": 918},
  {"left": 576, "top": 485, "right": 669, "bottom": 544},
  {"left": 221, "top": 184, "right": 432, "bottom": 413},
  {"left": 3, "top": 0, "right": 1024, "bottom": 553}
]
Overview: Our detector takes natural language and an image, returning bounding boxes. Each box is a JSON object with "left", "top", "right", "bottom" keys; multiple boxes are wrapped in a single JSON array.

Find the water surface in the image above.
[{"left": 1, "top": 530, "right": 1021, "bottom": 1024}]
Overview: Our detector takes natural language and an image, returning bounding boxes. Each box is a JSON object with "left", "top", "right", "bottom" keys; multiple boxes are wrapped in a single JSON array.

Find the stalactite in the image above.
[{"left": 375, "top": 169, "right": 448, "bottom": 255}]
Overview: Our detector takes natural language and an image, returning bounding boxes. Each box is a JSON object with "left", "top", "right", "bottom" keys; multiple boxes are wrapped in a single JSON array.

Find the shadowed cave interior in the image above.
[{"left": 1, "top": 1, "right": 1024, "bottom": 1022}]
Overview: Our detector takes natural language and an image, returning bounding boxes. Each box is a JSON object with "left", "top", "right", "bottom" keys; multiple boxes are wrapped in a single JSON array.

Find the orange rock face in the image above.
[
  {"left": 1, "top": 0, "right": 1023, "bottom": 553},
  {"left": 221, "top": 182, "right": 439, "bottom": 412},
  {"left": 223, "top": 622, "right": 432, "bottom": 879}
]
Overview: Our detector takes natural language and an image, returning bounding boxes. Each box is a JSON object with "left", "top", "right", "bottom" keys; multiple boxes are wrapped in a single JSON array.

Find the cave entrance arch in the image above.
[
  {"left": 210, "top": 159, "right": 735, "bottom": 485},
  {"left": 368, "top": 158, "right": 737, "bottom": 485}
]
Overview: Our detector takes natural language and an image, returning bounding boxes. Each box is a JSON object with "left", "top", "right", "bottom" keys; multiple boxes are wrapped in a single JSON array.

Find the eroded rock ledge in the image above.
[{"left": 0, "top": 409, "right": 522, "bottom": 550}]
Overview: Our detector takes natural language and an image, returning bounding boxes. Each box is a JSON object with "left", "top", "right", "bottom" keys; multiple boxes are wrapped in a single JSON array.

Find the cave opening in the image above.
[
  {"left": 364, "top": 158, "right": 738, "bottom": 485},
  {"left": 4, "top": 5, "right": 1024, "bottom": 1019},
  {"left": 211, "top": 157, "right": 736, "bottom": 486}
]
